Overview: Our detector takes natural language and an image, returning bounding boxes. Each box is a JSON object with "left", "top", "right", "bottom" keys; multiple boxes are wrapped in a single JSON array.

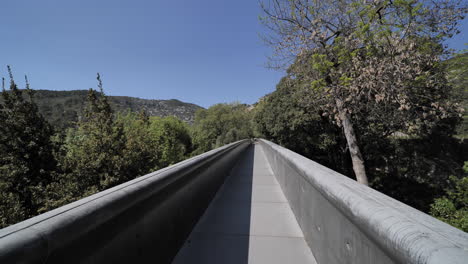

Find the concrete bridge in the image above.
[{"left": 0, "top": 139, "right": 467, "bottom": 263}]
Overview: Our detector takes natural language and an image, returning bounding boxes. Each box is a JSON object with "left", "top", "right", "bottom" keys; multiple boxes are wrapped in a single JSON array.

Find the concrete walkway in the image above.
[{"left": 172, "top": 144, "right": 317, "bottom": 264}]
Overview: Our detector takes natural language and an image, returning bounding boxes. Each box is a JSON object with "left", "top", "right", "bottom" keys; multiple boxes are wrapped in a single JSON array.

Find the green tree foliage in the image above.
[
  {"left": 61, "top": 74, "right": 128, "bottom": 196},
  {"left": 0, "top": 192, "right": 25, "bottom": 228},
  {"left": 191, "top": 103, "right": 253, "bottom": 154},
  {"left": 368, "top": 137, "right": 466, "bottom": 211},
  {"left": 0, "top": 72, "right": 193, "bottom": 228},
  {"left": 0, "top": 68, "right": 57, "bottom": 227},
  {"left": 118, "top": 111, "right": 160, "bottom": 177},
  {"left": 253, "top": 57, "right": 467, "bottom": 212},
  {"left": 118, "top": 112, "right": 192, "bottom": 173},
  {"left": 43, "top": 95, "right": 193, "bottom": 211},
  {"left": 254, "top": 77, "right": 350, "bottom": 172},
  {"left": 445, "top": 51, "right": 468, "bottom": 138},
  {"left": 430, "top": 162, "right": 468, "bottom": 231},
  {"left": 149, "top": 116, "right": 192, "bottom": 168},
  {"left": 261, "top": 0, "right": 466, "bottom": 184}
]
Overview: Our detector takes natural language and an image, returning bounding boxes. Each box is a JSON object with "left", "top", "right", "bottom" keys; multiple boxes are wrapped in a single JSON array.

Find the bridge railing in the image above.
[
  {"left": 259, "top": 139, "right": 468, "bottom": 264},
  {"left": 1, "top": 138, "right": 467, "bottom": 264},
  {"left": 0, "top": 139, "right": 250, "bottom": 264}
]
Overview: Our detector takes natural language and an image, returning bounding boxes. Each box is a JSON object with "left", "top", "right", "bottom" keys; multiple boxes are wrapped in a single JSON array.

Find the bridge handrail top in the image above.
[
  {"left": 259, "top": 138, "right": 468, "bottom": 264},
  {"left": 0, "top": 139, "right": 249, "bottom": 240}
]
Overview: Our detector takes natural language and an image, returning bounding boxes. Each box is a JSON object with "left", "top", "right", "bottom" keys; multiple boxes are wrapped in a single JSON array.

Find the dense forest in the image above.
[
  {"left": 0, "top": 0, "right": 467, "bottom": 233},
  {"left": 0, "top": 72, "right": 195, "bottom": 227},
  {"left": 255, "top": 0, "right": 467, "bottom": 230},
  {"left": 253, "top": 52, "right": 467, "bottom": 231}
]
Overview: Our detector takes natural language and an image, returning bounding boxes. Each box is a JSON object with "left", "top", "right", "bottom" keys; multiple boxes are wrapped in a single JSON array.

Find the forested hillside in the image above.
[
  {"left": 0, "top": 89, "right": 202, "bottom": 128},
  {"left": 0, "top": 74, "right": 196, "bottom": 228}
]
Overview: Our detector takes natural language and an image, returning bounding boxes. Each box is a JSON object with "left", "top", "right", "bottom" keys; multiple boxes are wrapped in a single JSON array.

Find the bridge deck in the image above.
[{"left": 173, "top": 144, "right": 317, "bottom": 263}]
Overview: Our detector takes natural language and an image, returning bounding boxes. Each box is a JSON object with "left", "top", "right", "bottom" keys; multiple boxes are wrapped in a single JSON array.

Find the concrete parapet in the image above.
[
  {"left": 259, "top": 139, "right": 468, "bottom": 264},
  {"left": 0, "top": 140, "right": 250, "bottom": 264}
]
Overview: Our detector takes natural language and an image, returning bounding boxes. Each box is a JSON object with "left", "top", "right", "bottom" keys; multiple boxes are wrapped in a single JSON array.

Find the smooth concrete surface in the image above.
[
  {"left": 259, "top": 139, "right": 468, "bottom": 264},
  {"left": 0, "top": 140, "right": 250, "bottom": 264},
  {"left": 172, "top": 144, "right": 317, "bottom": 264}
]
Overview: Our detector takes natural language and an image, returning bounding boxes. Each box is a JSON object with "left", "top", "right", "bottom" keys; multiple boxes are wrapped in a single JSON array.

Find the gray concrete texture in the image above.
[
  {"left": 0, "top": 140, "right": 250, "bottom": 264},
  {"left": 259, "top": 139, "right": 468, "bottom": 264},
  {"left": 172, "top": 143, "right": 317, "bottom": 264}
]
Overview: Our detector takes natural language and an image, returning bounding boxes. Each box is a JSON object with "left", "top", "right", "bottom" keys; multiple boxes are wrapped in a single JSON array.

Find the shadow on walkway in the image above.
[{"left": 172, "top": 145, "right": 255, "bottom": 263}]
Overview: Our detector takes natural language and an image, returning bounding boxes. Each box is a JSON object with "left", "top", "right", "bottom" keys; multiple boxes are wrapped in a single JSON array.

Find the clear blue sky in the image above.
[{"left": 0, "top": 1, "right": 466, "bottom": 108}]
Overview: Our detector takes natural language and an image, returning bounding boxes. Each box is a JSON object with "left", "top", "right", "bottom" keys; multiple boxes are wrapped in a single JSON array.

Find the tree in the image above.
[
  {"left": 445, "top": 51, "right": 468, "bottom": 138},
  {"left": 254, "top": 77, "right": 349, "bottom": 172},
  {"left": 260, "top": 0, "right": 466, "bottom": 184},
  {"left": 150, "top": 116, "right": 192, "bottom": 168},
  {"left": 117, "top": 111, "right": 160, "bottom": 177},
  {"left": 61, "top": 74, "right": 128, "bottom": 196},
  {"left": 0, "top": 67, "right": 57, "bottom": 226},
  {"left": 44, "top": 89, "right": 193, "bottom": 211},
  {"left": 430, "top": 162, "right": 468, "bottom": 231},
  {"left": 191, "top": 103, "right": 253, "bottom": 154},
  {"left": 118, "top": 113, "right": 192, "bottom": 173}
]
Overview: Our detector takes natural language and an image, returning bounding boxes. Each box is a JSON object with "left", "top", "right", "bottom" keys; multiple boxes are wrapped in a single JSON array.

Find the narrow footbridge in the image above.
[{"left": 1, "top": 139, "right": 467, "bottom": 264}]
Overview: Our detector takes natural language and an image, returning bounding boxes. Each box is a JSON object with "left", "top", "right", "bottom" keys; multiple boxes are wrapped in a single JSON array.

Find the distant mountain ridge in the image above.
[{"left": 4, "top": 89, "right": 203, "bottom": 128}]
